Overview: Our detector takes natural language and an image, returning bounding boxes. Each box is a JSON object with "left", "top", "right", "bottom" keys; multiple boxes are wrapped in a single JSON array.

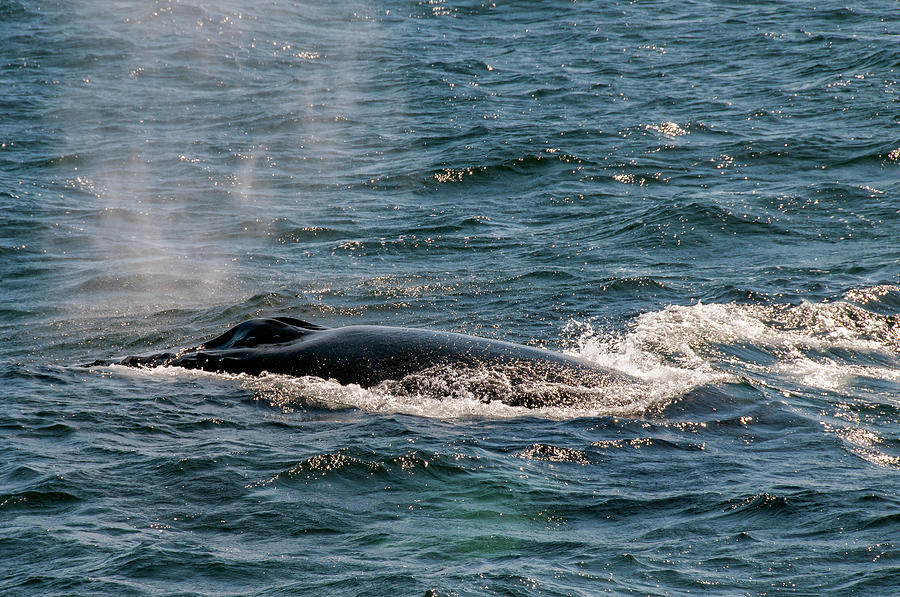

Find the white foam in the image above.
[
  {"left": 567, "top": 298, "right": 898, "bottom": 392},
  {"left": 563, "top": 310, "right": 736, "bottom": 405},
  {"left": 240, "top": 371, "right": 664, "bottom": 420},
  {"left": 772, "top": 358, "right": 900, "bottom": 396},
  {"left": 100, "top": 362, "right": 667, "bottom": 420}
]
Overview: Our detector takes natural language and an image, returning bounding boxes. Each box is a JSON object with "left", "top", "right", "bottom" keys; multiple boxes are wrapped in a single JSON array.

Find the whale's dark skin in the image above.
[{"left": 102, "top": 317, "right": 626, "bottom": 397}]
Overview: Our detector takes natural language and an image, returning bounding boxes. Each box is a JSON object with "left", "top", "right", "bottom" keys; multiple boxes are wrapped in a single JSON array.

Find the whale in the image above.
[{"left": 97, "top": 317, "right": 628, "bottom": 406}]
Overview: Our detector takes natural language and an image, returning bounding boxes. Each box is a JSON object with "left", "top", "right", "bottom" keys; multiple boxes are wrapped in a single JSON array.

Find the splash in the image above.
[
  {"left": 567, "top": 290, "right": 898, "bottom": 390},
  {"left": 562, "top": 312, "right": 734, "bottom": 411}
]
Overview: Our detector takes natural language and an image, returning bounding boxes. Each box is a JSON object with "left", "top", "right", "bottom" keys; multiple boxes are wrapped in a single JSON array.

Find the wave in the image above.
[
  {"left": 357, "top": 149, "right": 594, "bottom": 192},
  {"left": 247, "top": 447, "right": 472, "bottom": 488}
]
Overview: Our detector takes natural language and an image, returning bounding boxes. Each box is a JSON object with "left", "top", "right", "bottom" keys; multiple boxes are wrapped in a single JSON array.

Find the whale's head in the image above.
[{"left": 199, "top": 317, "right": 327, "bottom": 350}]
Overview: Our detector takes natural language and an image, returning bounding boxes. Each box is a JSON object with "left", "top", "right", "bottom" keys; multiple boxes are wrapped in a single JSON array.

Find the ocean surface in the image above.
[{"left": 2, "top": 1, "right": 899, "bottom": 594}]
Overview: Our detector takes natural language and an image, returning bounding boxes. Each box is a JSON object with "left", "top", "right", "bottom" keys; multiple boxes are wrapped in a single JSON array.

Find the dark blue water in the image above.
[{"left": 2, "top": 1, "right": 898, "bottom": 594}]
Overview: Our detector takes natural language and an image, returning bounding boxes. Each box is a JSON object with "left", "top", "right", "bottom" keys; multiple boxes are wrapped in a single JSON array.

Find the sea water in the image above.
[{"left": 1, "top": 1, "right": 898, "bottom": 594}]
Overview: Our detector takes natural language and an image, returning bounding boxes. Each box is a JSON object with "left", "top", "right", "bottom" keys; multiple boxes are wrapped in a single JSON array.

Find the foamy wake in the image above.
[
  {"left": 572, "top": 287, "right": 898, "bottom": 396},
  {"left": 562, "top": 287, "right": 899, "bottom": 466}
]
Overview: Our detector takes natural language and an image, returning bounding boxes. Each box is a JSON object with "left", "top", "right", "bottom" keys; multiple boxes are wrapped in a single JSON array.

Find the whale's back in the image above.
[{"left": 114, "top": 318, "right": 630, "bottom": 405}]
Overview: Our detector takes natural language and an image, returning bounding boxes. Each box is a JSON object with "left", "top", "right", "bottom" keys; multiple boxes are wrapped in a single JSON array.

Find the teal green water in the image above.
[{"left": 2, "top": 1, "right": 898, "bottom": 594}]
